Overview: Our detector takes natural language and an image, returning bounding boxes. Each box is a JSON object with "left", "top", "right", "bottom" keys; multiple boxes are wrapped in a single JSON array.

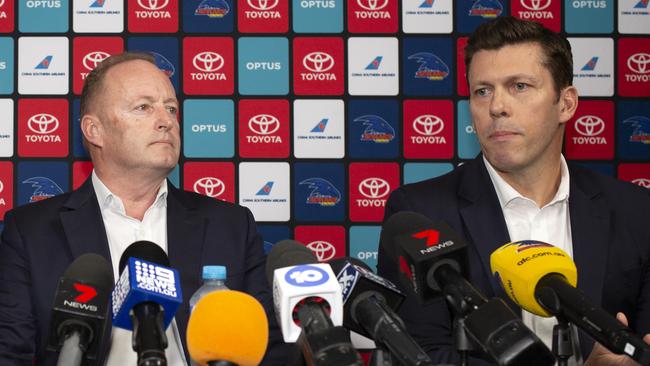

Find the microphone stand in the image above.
[
  {"left": 552, "top": 319, "right": 573, "bottom": 366},
  {"left": 452, "top": 315, "right": 476, "bottom": 366}
]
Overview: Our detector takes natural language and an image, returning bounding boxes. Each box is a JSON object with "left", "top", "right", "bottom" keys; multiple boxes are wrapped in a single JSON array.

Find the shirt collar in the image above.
[
  {"left": 91, "top": 170, "right": 168, "bottom": 212},
  {"left": 483, "top": 155, "right": 570, "bottom": 209}
]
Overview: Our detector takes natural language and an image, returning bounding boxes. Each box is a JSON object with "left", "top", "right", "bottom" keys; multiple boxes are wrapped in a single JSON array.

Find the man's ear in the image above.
[
  {"left": 558, "top": 86, "right": 579, "bottom": 125},
  {"left": 80, "top": 114, "right": 103, "bottom": 148}
]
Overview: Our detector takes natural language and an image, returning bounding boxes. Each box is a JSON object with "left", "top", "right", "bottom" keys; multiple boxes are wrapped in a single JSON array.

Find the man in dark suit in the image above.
[
  {"left": 0, "top": 52, "right": 288, "bottom": 365},
  {"left": 378, "top": 16, "right": 650, "bottom": 366}
]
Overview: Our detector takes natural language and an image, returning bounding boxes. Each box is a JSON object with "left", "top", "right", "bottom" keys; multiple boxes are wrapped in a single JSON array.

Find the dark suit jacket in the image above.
[
  {"left": 0, "top": 178, "right": 290, "bottom": 365},
  {"left": 378, "top": 156, "right": 650, "bottom": 365}
]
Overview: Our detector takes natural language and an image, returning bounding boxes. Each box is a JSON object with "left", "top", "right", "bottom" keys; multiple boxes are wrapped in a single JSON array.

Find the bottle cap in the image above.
[{"left": 203, "top": 265, "right": 226, "bottom": 280}]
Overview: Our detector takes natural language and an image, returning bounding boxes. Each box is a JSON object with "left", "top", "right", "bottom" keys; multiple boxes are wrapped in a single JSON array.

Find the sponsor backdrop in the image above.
[{"left": 0, "top": 0, "right": 649, "bottom": 274}]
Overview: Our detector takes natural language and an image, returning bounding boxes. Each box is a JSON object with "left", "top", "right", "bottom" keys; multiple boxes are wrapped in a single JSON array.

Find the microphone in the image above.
[
  {"left": 380, "top": 211, "right": 555, "bottom": 366},
  {"left": 46, "top": 253, "right": 112, "bottom": 366},
  {"left": 329, "top": 257, "right": 434, "bottom": 366},
  {"left": 111, "top": 241, "right": 183, "bottom": 366},
  {"left": 186, "top": 290, "right": 268, "bottom": 366},
  {"left": 266, "top": 240, "right": 362, "bottom": 366},
  {"left": 491, "top": 240, "right": 650, "bottom": 365}
]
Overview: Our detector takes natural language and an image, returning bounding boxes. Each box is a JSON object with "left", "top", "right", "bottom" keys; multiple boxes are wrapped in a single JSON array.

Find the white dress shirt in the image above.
[
  {"left": 91, "top": 171, "right": 187, "bottom": 366},
  {"left": 483, "top": 156, "right": 581, "bottom": 365}
]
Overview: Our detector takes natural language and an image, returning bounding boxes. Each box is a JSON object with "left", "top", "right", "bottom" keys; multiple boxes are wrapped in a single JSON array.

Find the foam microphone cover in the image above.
[
  {"left": 186, "top": 290, "right": 269, "bottom": 366},
  {"left": 490, "top": 240, "right": 577, "bottom": 316},
  {"left": 119, "top": 240, "right": 169, "bottom": 271},
  {"left": 265, "top": 239, "right": 318, "bottom": 286}
]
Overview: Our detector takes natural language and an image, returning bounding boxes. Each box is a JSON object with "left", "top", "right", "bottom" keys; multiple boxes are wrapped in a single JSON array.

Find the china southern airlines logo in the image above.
[
  {"left": 581, "top": 57, "right": 598, "bottom": 71},
  {"left": 365, "top": 56, "right": 383, "bottom": 70},
  {"left": 35, "top": 56, "right": 53, "bottom": 70},
  {"left": 469, "top": 0, "right": 503, "bottom": 18},
  {"left": 311, "top": 118, "right": 329, "bottom": 133},
  {"left": 635, "top": 0, "right": 648, "bottom": 9},
  {"left": 256, "top": 181, "right": 274, "bottom": 196},
  {"left": 354, "top": 115, "right": 395, "bottom": 143},
  {"left": 90, "top": 0, "right": 105, "bottom": 8},
  {"left": 151, "top": 52, "right": 175, "bottom": 77},
  {"left": 419, "top": 0, "right": 434, "bottom": 8},
  {"left": 22, "top": 177, "right": 64, "bottom": 202},
  {"left": 624, "top": 116, "right": 650, "bottom": 144},
  {"left": 300, "top": 178, "right": 341, "bottom": 206},
  {"left": 195, "top": 0, "right": 230, "bottom": 17},
  {"left": 408, "top": 52, "right": 449, "bottom": 80}
]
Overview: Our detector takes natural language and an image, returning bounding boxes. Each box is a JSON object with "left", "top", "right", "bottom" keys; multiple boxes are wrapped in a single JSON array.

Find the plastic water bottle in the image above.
[{"left": 189, "top": 265, "right": 228, "bottom": 313}]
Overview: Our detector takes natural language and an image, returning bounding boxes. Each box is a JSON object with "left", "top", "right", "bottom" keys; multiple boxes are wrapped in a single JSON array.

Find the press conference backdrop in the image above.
[{"left": 0, "top": 0, "right": 648, "bottom": 272}]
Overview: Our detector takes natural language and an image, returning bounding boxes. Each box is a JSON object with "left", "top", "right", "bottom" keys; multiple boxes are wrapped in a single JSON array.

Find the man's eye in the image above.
[
  {"left": 166, "top": 106, "right": 178, "bottom": 114},
  {"left": 474, "top": 88, "right": 489, "bottom": 97},
  {"left": 514, "top": 83, "right": 528, "bottom": 91},
  {"left": 135, "top": 104, "right": 150, "bottom": 111}
]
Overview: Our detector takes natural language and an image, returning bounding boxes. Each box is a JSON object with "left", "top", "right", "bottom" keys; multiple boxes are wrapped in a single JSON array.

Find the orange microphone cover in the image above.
[{"left": 186, "top": 290, "right": 269, "bottom": 366}]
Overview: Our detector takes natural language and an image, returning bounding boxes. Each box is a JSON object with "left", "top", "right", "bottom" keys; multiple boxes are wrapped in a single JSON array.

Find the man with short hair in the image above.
[
  {"left": 378, "top": 16, "right": 650, "bottom": 365},
  {"left": 0, "top": 52, "right": 289, "bottom": 365}
]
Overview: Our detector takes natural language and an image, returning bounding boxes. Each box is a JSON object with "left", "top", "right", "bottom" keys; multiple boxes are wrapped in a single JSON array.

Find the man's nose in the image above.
[{"left": 489, "top": 88, "right": 509, "bottom": 118}]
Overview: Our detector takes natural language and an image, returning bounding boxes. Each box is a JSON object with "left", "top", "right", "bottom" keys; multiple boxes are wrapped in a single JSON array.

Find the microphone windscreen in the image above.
[
  {"left": 380, "top": 211, "right": 434, "bottom": 254},
  {"left": 186, "top": 290, "right": 268, "bottom": 366},
  {"left": 118, "top": 240, "right": 169, "bottom": 272},
  {"left": 265, "top": 239, "right": 317, "bottom": 286},
  {"left": 490, "top": 240, "right": 578, "bottom": 316},
  {"left": 63, "top": 253, "right": 112, "bottom": 289}
]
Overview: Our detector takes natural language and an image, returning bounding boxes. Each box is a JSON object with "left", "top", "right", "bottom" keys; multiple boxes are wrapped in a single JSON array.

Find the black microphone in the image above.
[
  {"left": 266, "top": 240, "right": 363, "bottom": 366},
  {"left": 329, "top": 257, "right": 434, "bottom": 366},
  {"left": 380, "top": 211, "right": 555, "bottom": 366},
  {"left": 46, "top": 253, "right": 112, "bottom": 366},
  {"left": 111, "top": 241, "right": 182, "bottom": 366}
]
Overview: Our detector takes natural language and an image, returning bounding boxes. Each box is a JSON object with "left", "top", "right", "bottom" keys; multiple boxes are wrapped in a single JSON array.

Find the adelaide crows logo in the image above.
[
  {"left": 22, "top": 177, "right": 64, "bottom": 202},
  {"left": 624, "top": 116, "right": 650, "bottom": 144},
  {"left": 354, "top": 115, "right": 395, "bottom": 143},
  {"left": 408, "top": 52, "right": 449, "bottom": 80},
  {"left": 469, "top": 0, "right": 502, "bottom": 18},
  {"left": 151, "top": 52, "right": 175, "bottom": 77},
  {"left": 299, "top": 178, "right": 341, "bottom": 206},
  {"left": 195, "top": 0, "right": 230, "bottom": 17}
]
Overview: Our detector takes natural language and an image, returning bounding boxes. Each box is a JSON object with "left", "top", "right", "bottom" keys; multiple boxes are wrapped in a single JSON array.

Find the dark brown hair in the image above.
[
  {"left": 79, "top": 51, "right": 156, "bottom": 117},
  {"left": 464, "top": 16, "right": 573, "bottom": 97}
]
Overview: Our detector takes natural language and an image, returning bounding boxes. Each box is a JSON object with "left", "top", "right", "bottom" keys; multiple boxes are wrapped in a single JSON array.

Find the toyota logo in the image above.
[
  {"left": 357, "top": 0, "right": 388, "bottom": 10},
  {"left": 520, "top": 0, "right": 551, "bottom": 11},
  {"left": 413, "top": 115, "right": 444, "bottom": 136},
  {"left": 193, "top": 52, "right": 224, "bottom": 72},
  {"left": 575, "top": 115, "right": 605, "bottom": 137},
  {"left": 249, "top": 114, "right": 280, "bottom": 135},
  {"left": 627, "top": 53, "right": 650, "bottom": 74},
  {"left": 306, "top": 241, "right": 336, "bottom": 262},
  {"left": 632, "top": 178, "right": 650, "bottom": 189},
  {"left": 193, "top": 177, "right": 225, "bottom": 198},
  {"left": 137, "top": 0, "right": 168, "bottom": 10},
  {"left": 82, "top": 51, "right": 110, "bottom": 71},
  {"left": 0, "top": 180, "right": 3, "bottom": 194},
  {"left": 247, "top": 0, "right": 278, "bottom": 10},
  {"left": 303, "top": 52, "right": 335, "bottom": 73},
  {"left": 0, "top": 0, "right": 5, "bottom": 8},
  {"left": 28, "top": 114, "right": 59, "bottom": 134},
  {"left": 358, "top": 178, "right": 390, "bottom": 199}
]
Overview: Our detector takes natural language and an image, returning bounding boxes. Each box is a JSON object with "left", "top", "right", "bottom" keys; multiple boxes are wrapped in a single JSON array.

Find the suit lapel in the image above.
[
  {"left": 458, "top": 158, "right": 518, "bottom": 309},
  {"left": 165, "top": 183, "right": 206, "bottom": 361},
  {"left": 568, "top": 166, "right": 610, "bottom": 356},
  {"left": 59, "top": 178, "right": 112, "bottom": 261}
]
